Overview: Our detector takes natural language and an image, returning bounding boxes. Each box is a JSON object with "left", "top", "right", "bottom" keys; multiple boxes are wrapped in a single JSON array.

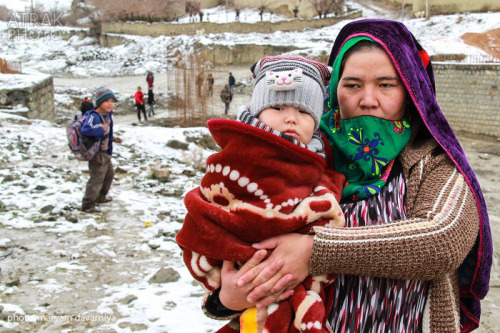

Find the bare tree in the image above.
[
  {"left": 91, "top": 0, "right": 183, "bottom": 23},
  {"left": 257, "top": 0, "right": 270, "bottom": 21},
  {"left": 230, "top": 0, "right": 241, "bottom": 21},
  {"left": 185, "top": 1, "right": 201, "bottom": 22},
  {"left": 308, "top": 0, "right": 342, "bottom": 18},
  {"left": 291, "top": 0, "right": 301, "bottom": 18}
]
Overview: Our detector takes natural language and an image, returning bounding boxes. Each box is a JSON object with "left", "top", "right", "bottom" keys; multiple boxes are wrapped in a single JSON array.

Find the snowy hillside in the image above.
[{"left": 0, "top": 2, "right": 499, "bottom": 78}]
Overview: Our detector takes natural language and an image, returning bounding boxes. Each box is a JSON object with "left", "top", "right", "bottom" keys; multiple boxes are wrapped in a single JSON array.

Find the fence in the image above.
[
  {"left": 167, "top": 54, "right": 236, "bottom": 127},
  {"left": 431, "top": 53, "right": 499, "bottom": 64}
]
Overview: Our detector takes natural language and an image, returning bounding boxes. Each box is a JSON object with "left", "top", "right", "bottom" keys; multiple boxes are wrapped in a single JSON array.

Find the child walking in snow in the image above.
[{"left": 81, "top": 86, "right": 116, "bottom": 214}]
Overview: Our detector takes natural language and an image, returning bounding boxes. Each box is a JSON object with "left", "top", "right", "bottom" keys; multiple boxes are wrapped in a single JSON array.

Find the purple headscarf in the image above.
[{"left": 327, "top": 19, "right": 492, "bottom": 331}]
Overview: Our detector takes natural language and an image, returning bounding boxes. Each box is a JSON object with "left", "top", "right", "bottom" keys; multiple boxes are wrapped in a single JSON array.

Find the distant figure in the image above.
[
  {"left": 220, "top": 84, "right": 232, "bottom": 115},
  {"left": 228, "top": 72, "right": 235, "bottom": 95},
  {"left": 135, "top": 86, "right": 147, "bottom": 122},
  {"left": 147, "top": 86, "right": 156, "bottom": 117},
  {"left": 80, "top": 97, "right": 94, "bottom": 114},
  {"left": 146, "top": 71, "right": 154, "bottom": 88},
  {"left": 196, "top": 72, "right": 204, "bottom": 97},
  {"left": 206, "top": 73, "right": 215, "bottom": 96}
]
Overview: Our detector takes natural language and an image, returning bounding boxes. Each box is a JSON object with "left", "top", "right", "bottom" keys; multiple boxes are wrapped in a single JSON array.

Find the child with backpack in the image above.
[{"left": 80, "top": 86, "right": 116, "bottom": 214}]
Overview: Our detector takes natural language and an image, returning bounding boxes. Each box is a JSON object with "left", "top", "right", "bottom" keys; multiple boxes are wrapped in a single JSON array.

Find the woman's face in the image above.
[{"left": 337, "top": 47, "right": 407, "bottom": 121}]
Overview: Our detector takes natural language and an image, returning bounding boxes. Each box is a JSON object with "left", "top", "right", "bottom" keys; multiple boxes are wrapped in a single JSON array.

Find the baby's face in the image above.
[{"left": 258, "top": 105, "right": 315, "bottom": 144}]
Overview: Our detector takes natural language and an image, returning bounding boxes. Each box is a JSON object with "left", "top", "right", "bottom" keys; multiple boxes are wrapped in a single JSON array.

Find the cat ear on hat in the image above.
[
  {"left": 250, "top": 59, "right": 263, "bottom": 78},
  {"left": 419, "top": 50, "right": 430, "bottom": 68},
  {"left": 324, "top": 66, "right": 333, "bottom": 85}
]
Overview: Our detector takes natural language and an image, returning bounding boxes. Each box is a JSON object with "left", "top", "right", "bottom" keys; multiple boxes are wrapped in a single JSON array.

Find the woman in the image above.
[{"left": 205, "top": 19, "right": 492, "bottom": 333}]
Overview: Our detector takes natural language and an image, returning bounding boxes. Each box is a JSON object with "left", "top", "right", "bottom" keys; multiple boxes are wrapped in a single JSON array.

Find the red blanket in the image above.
[{"left": 176, "top": 119, "right": 345, "bottom": 332}]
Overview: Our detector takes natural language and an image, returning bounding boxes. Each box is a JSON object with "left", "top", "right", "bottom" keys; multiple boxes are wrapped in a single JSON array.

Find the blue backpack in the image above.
[{"left": 66, "top": 111, "right": 102, "bottom": 161}]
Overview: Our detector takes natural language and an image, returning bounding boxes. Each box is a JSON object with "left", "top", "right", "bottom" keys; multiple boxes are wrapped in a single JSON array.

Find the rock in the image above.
[
  {"left": 66, "top": 215, "right": 78, "bottom": 223},
  {"left": 162, "top": 231, "right": 177, "bottom": 238},
  {"left": 118, "top": 322, "right": 148, "bottom": 331},
  {"left": 26, "top": 171, "right": 35, "bottom": 177},
  {"left": 66, "top": 173, "right": 79, "bottom": 182},
  {"left": 148, "top": 267, "right": 180, "bottom": 284},
  {"left": 40, "top": 205, "right": 55, "bottom": 213},
  {"left": 2, "top": 175, "right": 14, "bottom": 183},
  {"left": 151, "top": 167, "right": 170, "bottom": 183},
  {"left": 163, "top": 301, "right": 176, "bottom": 310},
  {"left": 28, "top": 275, "right": 43, "bottom": 282},
  {"left": 182, "top": 169, "right": 195, "bottom": 177},
  {"left": 0, "top": 201, "right": 6, "bottom": 212},
  {"left": 0, "top": 94, "right": 9, "bottom": 104},
  {"left": 158, "top": 210, "right": 171, "bottom": 217},
  {"left": 479, "top": 153, "right": 491, "bottom": 160},
  {"left": 113, "top": 136, "right": 123, "bottom": 144},
  {"left": 119, "top": 294, "right": 138, "bottom": 305},
  {"left": 185, "top": 132, "right": 219, "bottom": 151},
  {"left": 157, "top": 188, "right": 173, "bottom": 196},
  {"left": 6, "top": 277, "right": 20, "bottom": 287},
  {"left": 174, "top": 188, "right": 184, "bottom": 197},
  {"left": 115, "top": 166, "right": 128, "bottom": 174},
  {"left": 34, "top": 185, "right": 47, "bottom": 191},
  {"left": 148, "top": 241, "right": 161, "bottom": 250},
  {"left": 166, "top": 139, "right": 189, "bottom": 150}
]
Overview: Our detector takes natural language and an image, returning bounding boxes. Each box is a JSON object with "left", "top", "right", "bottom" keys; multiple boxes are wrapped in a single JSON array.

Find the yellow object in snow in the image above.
[{"left": 145, "top": 221, "right": 151, "bottom": 227}]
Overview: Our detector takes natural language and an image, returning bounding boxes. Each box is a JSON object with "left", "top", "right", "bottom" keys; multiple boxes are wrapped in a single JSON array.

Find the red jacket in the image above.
[{"left": 135, "top": 91, "right": 145, "bottom": 104}]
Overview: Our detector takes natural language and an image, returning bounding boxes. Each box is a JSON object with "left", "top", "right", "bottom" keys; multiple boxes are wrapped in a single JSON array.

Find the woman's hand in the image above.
[{"left": 239, "top": 233, "right": 314, "bottom": 308}]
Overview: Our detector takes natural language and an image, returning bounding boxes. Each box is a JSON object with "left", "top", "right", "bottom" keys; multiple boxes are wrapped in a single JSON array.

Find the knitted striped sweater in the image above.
[{"left": 310, "top": 137, "right": 479, "bottom": 333}]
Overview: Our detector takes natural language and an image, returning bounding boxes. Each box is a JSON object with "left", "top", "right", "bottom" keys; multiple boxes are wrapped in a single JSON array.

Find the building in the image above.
[{"left": 387, "top": 0, "right": 500, "bottom": 16}]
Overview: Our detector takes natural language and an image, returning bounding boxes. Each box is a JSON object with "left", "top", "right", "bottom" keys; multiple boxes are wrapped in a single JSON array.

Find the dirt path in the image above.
[
  {"left": 1, "top": 115, "right": 498, "bottom": 333},
  {"left": 462, "top": 28, "right": 500, "bottom": 59}
]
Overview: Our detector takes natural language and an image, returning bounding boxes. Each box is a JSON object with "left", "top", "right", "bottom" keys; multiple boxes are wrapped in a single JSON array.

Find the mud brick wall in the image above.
[
  {"left": 433, "top": 63, "right": 500, "bottom": 139},
  {"left": 101, "top": 11, "right": 362, "bottom": 38},
  {"left": 0, "top": 74, "right": 55, "bottom": 122}
]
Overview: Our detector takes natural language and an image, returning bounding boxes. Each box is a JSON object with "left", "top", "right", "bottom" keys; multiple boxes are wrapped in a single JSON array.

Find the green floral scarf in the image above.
[{"left": 321, "top": 109, "right": 411, "bottom": 200}]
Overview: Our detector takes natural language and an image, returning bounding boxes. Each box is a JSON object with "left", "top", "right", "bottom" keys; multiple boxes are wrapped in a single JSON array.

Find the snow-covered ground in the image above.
[
  {"left": 0, "top": 111, "right": 224, "bottom": 332},
  {"left": 0, "top": 1, "right": 499, "bottom": 333}
]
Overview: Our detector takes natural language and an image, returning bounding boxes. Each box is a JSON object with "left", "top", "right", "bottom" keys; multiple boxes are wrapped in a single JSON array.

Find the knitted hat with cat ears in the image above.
[{"left": 250, "top": 55, "right": 331, "bottom": 130}]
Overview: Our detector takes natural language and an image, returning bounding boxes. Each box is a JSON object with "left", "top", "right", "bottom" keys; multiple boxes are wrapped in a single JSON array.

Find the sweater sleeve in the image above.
[
  {"left": 81, "top": 112, "right": 104, "bottom": 138},
  {"left": 309, "top": 152, "right": 480, "bottom": 281}
]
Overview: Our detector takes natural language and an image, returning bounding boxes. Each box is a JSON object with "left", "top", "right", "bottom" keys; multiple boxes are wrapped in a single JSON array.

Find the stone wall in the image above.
[
  {"left": 195, "top": 43, "right": 314, "bottom": 66},
  {"left": 0, "top": 74, "right": 55, "bottom": 122},
  {"left": 388, "top": 0, "right": 500, "bottom": 14},
  {"left": 433, "top": 63, "right": 499, "bottom": 139},
  {"left": 100, "top": 10, "right": 361, "bottom": 38}
]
